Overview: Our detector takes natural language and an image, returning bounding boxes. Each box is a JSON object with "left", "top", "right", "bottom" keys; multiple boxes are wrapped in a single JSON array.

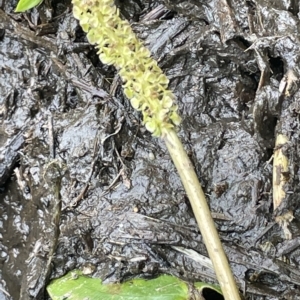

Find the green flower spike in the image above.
[
  {"left": 71, "top": 2, "right": 242, "bottom": 299},
  {"left": 72, "top": 0, "right": 181, "bottom": 137}
]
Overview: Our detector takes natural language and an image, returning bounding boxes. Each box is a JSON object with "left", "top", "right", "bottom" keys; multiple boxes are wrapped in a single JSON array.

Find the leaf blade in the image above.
[{"left": 15, "top": 0, "right": 43, "bottom": 12}]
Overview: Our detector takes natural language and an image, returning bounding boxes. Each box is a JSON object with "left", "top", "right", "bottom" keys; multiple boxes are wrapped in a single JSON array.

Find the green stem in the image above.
[{"left": 164, "top": 129, "right": 241, "bottom": 300}]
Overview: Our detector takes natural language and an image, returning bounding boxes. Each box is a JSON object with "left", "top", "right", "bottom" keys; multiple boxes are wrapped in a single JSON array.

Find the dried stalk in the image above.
[
  {"left": 273, "top": 134, "right": 289, "bottom": 210},
  {"left": 273, "top": 134, "right": 294, "bottom": 239}
]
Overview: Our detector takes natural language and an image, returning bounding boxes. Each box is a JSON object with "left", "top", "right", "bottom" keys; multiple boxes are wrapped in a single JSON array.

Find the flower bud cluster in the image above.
[{"left": 72, "top": 0, "right": 181, "bottom": 136}]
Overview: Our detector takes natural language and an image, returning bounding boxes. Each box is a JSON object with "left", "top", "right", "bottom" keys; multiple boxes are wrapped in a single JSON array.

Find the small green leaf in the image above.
[
  {"left": 47, "top": 270, "right": 223, "bottom": 300},
  {"left": 15, "top": 0, "right": 43, "bottom": 12},
  {"left": 47, "top": 271, "right": 188, "bottom": 300}
]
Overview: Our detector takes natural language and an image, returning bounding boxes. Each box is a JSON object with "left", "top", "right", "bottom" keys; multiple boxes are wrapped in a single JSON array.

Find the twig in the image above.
[
  {"left": 51, "top": 57, "right": 109, "bottom": 99},
  {"left": 101, "top": 116, "right": 124, "bottom": 144},
  {"left": 113, "top": 141, "right": 131, "bottom": 189},
  {"left": 48, "top": 115, "right": 55, "bottom": 159},
  {"left": 141, "top": 4, "right": 170, "bottom": 21},
  {"left": 0, "top": 286, "right": 11, "bottom": 298},
  {"left": 65, "top": 138, "right": 99, "bottom": 209},
  {"left": 100, "top": 169, "right": 123, "bottom": 197},
  {"left": 67, "top": 184, "right": 90, "bottom": 209}
]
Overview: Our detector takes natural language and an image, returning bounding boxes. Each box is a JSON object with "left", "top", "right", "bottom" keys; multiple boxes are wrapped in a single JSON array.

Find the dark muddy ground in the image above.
[{"left": 1, "top": 0, "right": 300, "bottom": 299}]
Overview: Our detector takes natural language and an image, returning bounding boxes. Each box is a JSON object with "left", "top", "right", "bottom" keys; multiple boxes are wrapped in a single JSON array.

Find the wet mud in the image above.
[{"left": 1, "top": 0, "right": 300, "bottom": 299}]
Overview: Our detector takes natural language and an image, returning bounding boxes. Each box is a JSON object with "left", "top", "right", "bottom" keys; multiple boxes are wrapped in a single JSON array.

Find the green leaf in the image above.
[
  {"left": 47, "top": 271, "right": 223, "bottom": 300},
  {"left": 15, "top": 0, "right": 43, "bottom": 12},
  {"left": 194, "top": 281, "right": 223, "bottom": 295},
  {"left": 47, "top": 271, "right": 188, "bottom": 300}
]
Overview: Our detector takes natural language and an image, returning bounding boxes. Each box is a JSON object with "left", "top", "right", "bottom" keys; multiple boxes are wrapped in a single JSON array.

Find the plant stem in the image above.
[{"left": 164, "top": 129, "right": 241, "bottom": 300}]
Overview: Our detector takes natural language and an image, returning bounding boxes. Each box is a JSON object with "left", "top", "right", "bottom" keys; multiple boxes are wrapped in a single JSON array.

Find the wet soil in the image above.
[{"left": 1, "top": 0, "right": 300, "bottom": 299}]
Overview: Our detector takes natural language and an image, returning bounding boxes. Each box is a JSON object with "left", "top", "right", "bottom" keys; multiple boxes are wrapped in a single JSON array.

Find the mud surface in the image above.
[{"left": 1, "top": 0, "right": 300, "bottom": 299}]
